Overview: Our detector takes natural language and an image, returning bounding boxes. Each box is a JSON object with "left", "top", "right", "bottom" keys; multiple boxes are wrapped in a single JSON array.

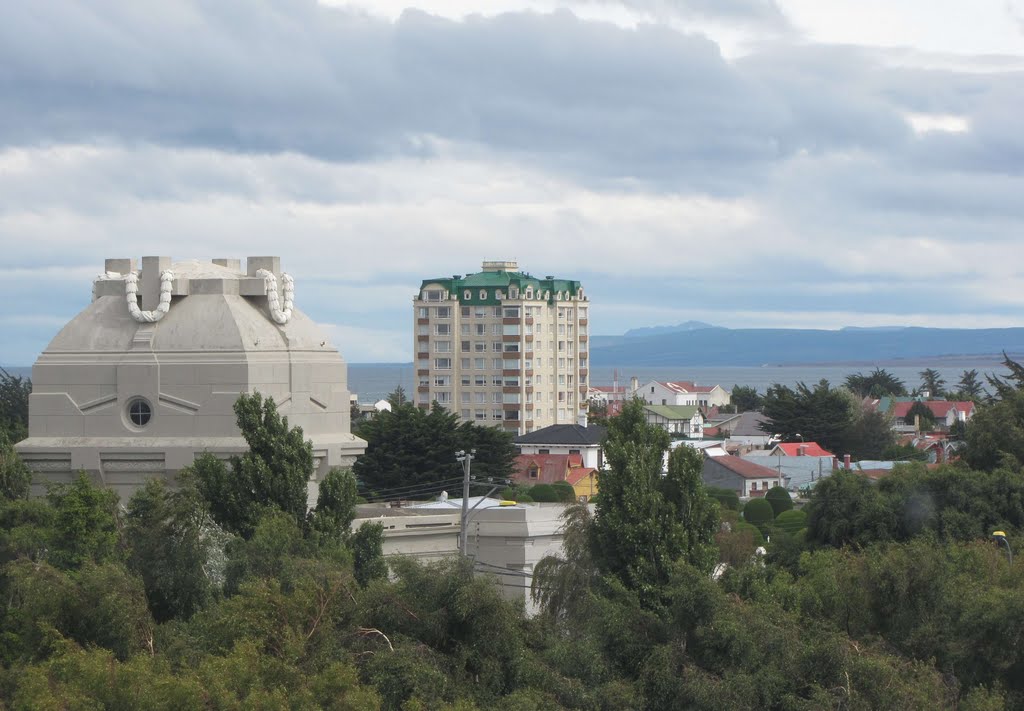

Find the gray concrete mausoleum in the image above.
[{"left": 16, "top": 256, "right": 366, "bottom": 503}]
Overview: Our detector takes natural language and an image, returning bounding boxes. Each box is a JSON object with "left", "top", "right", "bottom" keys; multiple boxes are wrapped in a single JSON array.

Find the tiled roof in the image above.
[
  {"left": 515, "top": 424, "right": 607, "bottom": 446},
  {"left": 773, "top": 442, "right": 834, "bottom": 458},
  {"left": 729, "top": 411, "right": 770, "bottom": 437},
  {"left": 566, "top": 467, "right": 597, "bottom": 486},
  {"left": 511, "top": 454, "right": 571, "bottom": 484},
  {"left": 658, "top": 381, "right": 719, "bottom": 394},
  {"left": 708, "top": 455, "right": 783, "bottom": 480}
]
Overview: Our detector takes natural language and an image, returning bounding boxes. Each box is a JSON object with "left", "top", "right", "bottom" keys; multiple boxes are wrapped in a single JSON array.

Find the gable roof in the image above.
[
  {"left": 565, "top": 467, "right": 598, "bottom": 486},
  {"left": 643, "top": 404, "right": 702, "bottom": 420},
  {"left": 708, "top": 455, "right": 783, "bottom": 480},
  {"left": 772, "top": 442, "right": 834, "bottom": 458},
  {"left": 654, "top": 380, "right": 719, "bottom": 394},
  {"left": 511, "top": 454, "right": 571, "bottom": 484},
  {"left": 891, "top": 400, "right": 974, "bottom": 419},
  {"left": 515, "top": 423, "right": 607, "bottom": 446},
  {"left": 729, "top": 411, "right": 770, "bottom": 437}
]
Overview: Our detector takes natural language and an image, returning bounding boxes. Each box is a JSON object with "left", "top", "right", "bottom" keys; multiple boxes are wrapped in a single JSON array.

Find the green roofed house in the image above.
[
  {"left": 642, "top": 404, "right": 705, "bottom": 439},
  {"left": 414, "top": 260, "right": 589, "bottom": 436}
]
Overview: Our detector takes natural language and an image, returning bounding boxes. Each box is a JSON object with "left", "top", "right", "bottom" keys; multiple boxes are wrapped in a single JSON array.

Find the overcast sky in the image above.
[{"left": 2, "top": 0, "right": 1023, "bottom": 364}]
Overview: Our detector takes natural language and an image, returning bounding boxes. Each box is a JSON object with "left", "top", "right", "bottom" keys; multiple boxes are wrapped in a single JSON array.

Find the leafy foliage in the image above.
[
  {"left": 918, "top": 368, "right": 947, "bottom": 397},
  {"left": 0, "top": 433, "right": 31, "bottom": 500},
  {"left": 0, "top": 367, "right": 30, "bottom": 444},
  {"left": 760, "top": 379, "right": 857, "bottom": 456},
  {"left": 191, "top": 392, "right": 313, "bottom": 538},
  {"left": 845, "top": 368, "right": 907, "bottom": 399},
  {"left": 742, "top": 497, "right": 775, "bottom": 530},
  {"left": 730, "top": 384, "right": 762, "bottom": 412},
  {"left": 905, "top": 400, "right": 937, "bottom": 431},
  {"left": 764, "top": 486, "right": 793, "bottom": 516}
]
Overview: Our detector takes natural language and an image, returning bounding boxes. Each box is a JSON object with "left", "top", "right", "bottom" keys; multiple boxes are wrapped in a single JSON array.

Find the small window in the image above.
[{"left": 127, "top": 398, "right": 152, "bottom": 427}]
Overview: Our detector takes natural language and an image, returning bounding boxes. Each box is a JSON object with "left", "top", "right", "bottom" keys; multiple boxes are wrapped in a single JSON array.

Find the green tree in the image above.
[
  {"left": 845, "top": 368, "right": 907, "bottom": 399},
  {"left": 308, "top": 467, "right": 359, "bottom": 542},
  {"left": 730, "top": 385, "right": 762, "bottom": 413},
  {"left": 589, "top": 400, "right": 718, "bottom": 607},
  {"left": 46, "top": 474, "right": 122, "bottom": 570},
  {"left": 386, "top": 385, "right": 409, "bottom": 409},
  {"left": 0, "top": 367, "right": 30, "bottom": 444},
  {"left": 956, "top": 369, "right": 985, "bottom": 400},
  {"left": 773, "top": 509, "right": 807, "bottom": 534},
  {"left": 192, "top": 392, "right": 313, "bottom": 538},
  {"left": 917, "top": 368, "right": 946, "bottom": 398},
  {"left": 706, "top": 487, "right": 740, "bottom": 511},
  {"left": 905, "top": 400, "right": 937, "bottom": 432},
  {"left": 351, "top": 522, "right": 387, "bottom": 587},
  {"left": 760, "top": 380, "right": 857, "bottom": 455},
  {"left": 125, "top": 479, "right": 217, "bottom": 622},
  {"left": 0, "top": 433, "right": 32, "bottom": 500},
  {"left": 764, "top": 486, "right": 793, "bottom": 517},
  {"left": 848, "top": 408, "right": 897, "bottom": 460}
]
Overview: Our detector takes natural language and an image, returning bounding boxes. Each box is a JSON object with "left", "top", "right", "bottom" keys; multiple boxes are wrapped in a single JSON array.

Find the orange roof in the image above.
[
  {"left": 566, "top": 468, "right": 597, "bottom": 486},
  {"left": 773, "top": 442, "right": 835, "bottom": 458},
  {"left": 892, "top": 400, "right": 975, "bottom": 419}
]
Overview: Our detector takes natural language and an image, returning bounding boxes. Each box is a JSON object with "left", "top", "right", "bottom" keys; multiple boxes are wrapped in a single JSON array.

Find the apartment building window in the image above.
[
  {"left": 503, "top": 306, "right": 520, "bottom": 317},
  {"left": 558, "top": 358, "right": 566, "bottom": 369},
  {"left": 558, "top": 374, "right": 565, "bottom": 385},
  {"left": 504, "top": 410, "right": 520, "bottom": 421},
  {"left": 526, "top": 393, "right": 533, "bottom": 403},
  {"left": 474, "top": 358, "right": 486, "bottom": 369},
  {"left": 558, "top": 324, "right": 565, "bottom": 335},
  {"left": 460, "top": 358, "right": 470, "bottom": 369},
  {"left": 509, "top": 288, "right": 519, "bottom": 298},
  {"left": 525, "top": 342, "right": 533, "bottom": 353},
  {"left": 417, "top": 324, "right": 429, "bottom": 335},
  {"left": 419, "top": 392, "right": 429, "bottom": 403},
  {"left": 434, "top": 358, "right": 451, "bottom": 370},
  {"left": 493, "top": 392, "right": 503, "bottom": 403},
  {"left": 417, "top": 359, "right": 428, "bottom": 369},
  {"left": 503, "top": 343, "right": 520, "bottom": 352},
  {"left": 492, "top": 376, "right": 504, "bottom": 386},
  {"left": 435, "top": 392, "right": 451, "bottom": 404},
  {"left": 475, "top": 324, "right": 486, "bottom": 336},
  {"left": 434, "top": 341, "right": 451, "bottom": 353},
  {"left": 503, "top": 324, "right": 520, "bottom": 335},
  {"left": 419, "top": 376, "right": 429, "bottom": 387},
  {"left": 474, "top": 307, "right": 487, "bottom": 318},
  {"left": 492, "top": 323, "right": 502, "bottom": 335},
  {"left": 504, "top": 393, "right": 520, "bottom": 404},
  {"left": 525, "top": 359, "right": 532, "bottom": 369},
  {"left": 525, "top": 376, "right": 532, "bottom": 386},
  {"left": 434, "top": 375, "right": 451, "bottom": 387},
  {"left": 558, "top": 341, "right": 565, "bottom": 352},
  {"left": 475, "top": 375, "right": 486, "bottom": 386},
  {"left": 579, "top": 307, "right": 588, "bottom": 319},
  {"left": 493, "top": 307, "right": 502, "bottom": 317},
  {"left": 475, "top": 409, "right": 486, "bottom": 421},
  {"left": 558, "top": 392, "right": 565, "bottom": 402},
  {"left": 461, "top": 392, "right": 470, "bottom": 404},
  {"left": 494, "top": 409, "right": 505, "bottom": 421},
  {"left": 524, "top": 324, "right": 532, "bottom": 335},
  {"left": 567, "top": 325, "right": 574, "bottom": 335},
  {"left": 462, "top": 409, "right": 470, "bottom": 419},
  {"left": 435, "top": 306, "right": 451, "bottom": 319},
  {"left": 504, "top": 376, "right": 519, "bottom": 386},
  {"left": 492, "top": 341, "right": 503, "bottom": 352},
  {"left": 475, "top": 392, "right": 486, "bottom": 404},
  {"left": 461, "top": 324, "right": 470, "bottom": 335},
  {"left": 424, "top": 290, "right": 443, "bottom": 302},
  {"left": 474, "top": 342, "right": 487, "bottom": 352},
  {"left": 536, "top": 375, "right": 543, "bottom": 385},
  {"left": 566, "top": 308, "right": 574, "bottom": 319},
  {"left": 435, "top": 324, "right": 450, "bottom": 336},
  {"left": 418, "top": 307, "right": 428, "bottom": 318},
  {"left": 493, "top": 358, "right": 504, "bottom": 369},
  {"left": 461, "top": 341, "right": 471, "bottom": 353},
  {"left": 461, "top": 306, "right": 471, "bottom": 318}
]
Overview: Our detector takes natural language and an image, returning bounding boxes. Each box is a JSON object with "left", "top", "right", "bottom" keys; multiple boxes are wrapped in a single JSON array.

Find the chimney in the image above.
[
  {"left": 578, "top": 411, "right": 588, "bottom": 428},
  {"left": 844, "top": 454, "right": 851, "bottom": 470},
  {"left": 104, "top": 258, "right": 134, "bottom": 276},
  {"left": 798, "top": 445, "right": 808, "bottom": 456},
  {"left": 914, "top": 414, "right": 921, "bottom": 433},
  {"left": 140, "top": 256, "right": 171, "bottom": 311},
  {"left": 630, "top": 376, "right": 639, "bottom": 393}
]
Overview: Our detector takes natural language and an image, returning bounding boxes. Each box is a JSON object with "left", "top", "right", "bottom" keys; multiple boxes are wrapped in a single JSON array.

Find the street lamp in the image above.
[
  {"left": 456, "top": 449, "right": 476, "bottom": 556},
  {"left": 993, "top": 530, "right": 1013, "bottom": 565}
]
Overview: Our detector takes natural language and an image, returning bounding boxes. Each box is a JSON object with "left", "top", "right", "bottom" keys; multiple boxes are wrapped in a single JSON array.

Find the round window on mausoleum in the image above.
[{"left": 127, "top": 398, "right": 152, "bottom": 428}]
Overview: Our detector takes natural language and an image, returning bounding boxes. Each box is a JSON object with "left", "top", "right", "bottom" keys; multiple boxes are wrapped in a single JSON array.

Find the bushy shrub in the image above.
[
  {"left": 551, "top": 481, "right": 577, "bottom": 503},
  {"left": 707, "top": 487, "right": 740, "bottom": 511},
  {"left": 528, "top": 484, "right": 560, "bottom": 503},
  {"left": 774, "top": 509, "right": 807, "bottom": 534},
  {"left": 765, "top": 487, "right": 793, "bottom": 517},
  {"left": 743, "top": 498, "right": 775, "bottom": 530}
]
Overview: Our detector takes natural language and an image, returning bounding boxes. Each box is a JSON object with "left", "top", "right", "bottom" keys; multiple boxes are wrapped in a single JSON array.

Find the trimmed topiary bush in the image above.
[
  {"left": 734, "top": 521, "right": 765, "bottom": 545},
  {"left": 774, "top": 509, "right": 807, "bottom": 534},
  {"left": 551, "top": 481, "right": 576, "bottom": 503},
  {"left": 765, "top": 486, "right": 794, "bottom": 517},
  {"left": 528, "top": 484, "right": 559, "bottom": 503},
  {"left": 743, "top": 498, "right": 775, "bottom": 530},
  {"left": 707, "top": 487, "right": 740, "bottom": 511}
]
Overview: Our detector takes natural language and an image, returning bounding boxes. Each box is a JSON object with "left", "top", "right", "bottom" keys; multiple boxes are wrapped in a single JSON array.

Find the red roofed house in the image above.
[
  {"left": 768, "top": 442, "right": 835, "bottom": 459},
  {"left": 891, "top": 400, "right": 975, "bottom": 432},
  {"left": 702, "top": 455, "right": 783, "bottom": 497},
  {"left": 636, "top": 380, "right": 731, "bottom": 409},
  {"left": 511, "top": 453, "right": 599, "bottom": 502}
]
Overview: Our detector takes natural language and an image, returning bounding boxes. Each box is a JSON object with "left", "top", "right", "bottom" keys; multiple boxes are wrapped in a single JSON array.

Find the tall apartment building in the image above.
[{"left": 414, "top": 261, "right": 589, "bottom": 435}]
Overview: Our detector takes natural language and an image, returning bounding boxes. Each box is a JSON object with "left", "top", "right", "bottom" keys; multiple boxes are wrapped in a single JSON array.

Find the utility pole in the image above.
[{"left": 456, "top": 449, "right": 475, "bottom": 556}]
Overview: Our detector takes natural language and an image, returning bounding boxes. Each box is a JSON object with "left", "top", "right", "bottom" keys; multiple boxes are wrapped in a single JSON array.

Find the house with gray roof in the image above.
[{"left": 514, "top": 423, "right": 606, "bottom": 469}]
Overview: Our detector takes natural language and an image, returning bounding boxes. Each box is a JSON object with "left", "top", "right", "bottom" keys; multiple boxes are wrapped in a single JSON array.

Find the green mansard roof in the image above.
[{"left": 418, "top": 268, "right": 584, "bottom": 305}]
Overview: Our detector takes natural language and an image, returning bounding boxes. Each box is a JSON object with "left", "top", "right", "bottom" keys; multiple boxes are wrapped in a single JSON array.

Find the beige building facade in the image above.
[
  {"left": 414, "top": 261, "right": 589, "bottom": 435},
  {"left": 16, "top": 256, "right": 365, "bottom": 503}
]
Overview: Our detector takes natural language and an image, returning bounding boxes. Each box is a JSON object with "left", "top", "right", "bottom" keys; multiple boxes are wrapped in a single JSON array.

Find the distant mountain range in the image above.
[{"left": 589, "top": 326, "right": 1024, "bottom": 367}]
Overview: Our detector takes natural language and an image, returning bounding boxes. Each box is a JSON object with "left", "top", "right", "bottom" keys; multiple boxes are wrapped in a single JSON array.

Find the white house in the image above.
[
  {"left": 642, "top": 405, "right": 704, "bottom": 439},
  {"left": 514, "top": 423, "right": 607, "bottom": 470},
  {"left": 635, "top": 379, "right": 730, "bottom": 409}
]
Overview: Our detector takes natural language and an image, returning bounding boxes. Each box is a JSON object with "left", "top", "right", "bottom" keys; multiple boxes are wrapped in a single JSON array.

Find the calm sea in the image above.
[
  {"left": 345, "top": 358, "right": 1013, "bottom": 403},
  {"left": 5, "top": 359, "right": 1013, "bottom": 403}
]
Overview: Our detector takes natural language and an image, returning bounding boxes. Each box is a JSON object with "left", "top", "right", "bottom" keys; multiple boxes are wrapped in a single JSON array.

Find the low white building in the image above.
[
  {"left": 635, "top": 380, "right": 730, "bottom": 409},
  {"left": 514, "top": 423, "right": 606, "bottom": 470},
  {"left": 354, "top": 501, "right": 569, "bottom": 615}
]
